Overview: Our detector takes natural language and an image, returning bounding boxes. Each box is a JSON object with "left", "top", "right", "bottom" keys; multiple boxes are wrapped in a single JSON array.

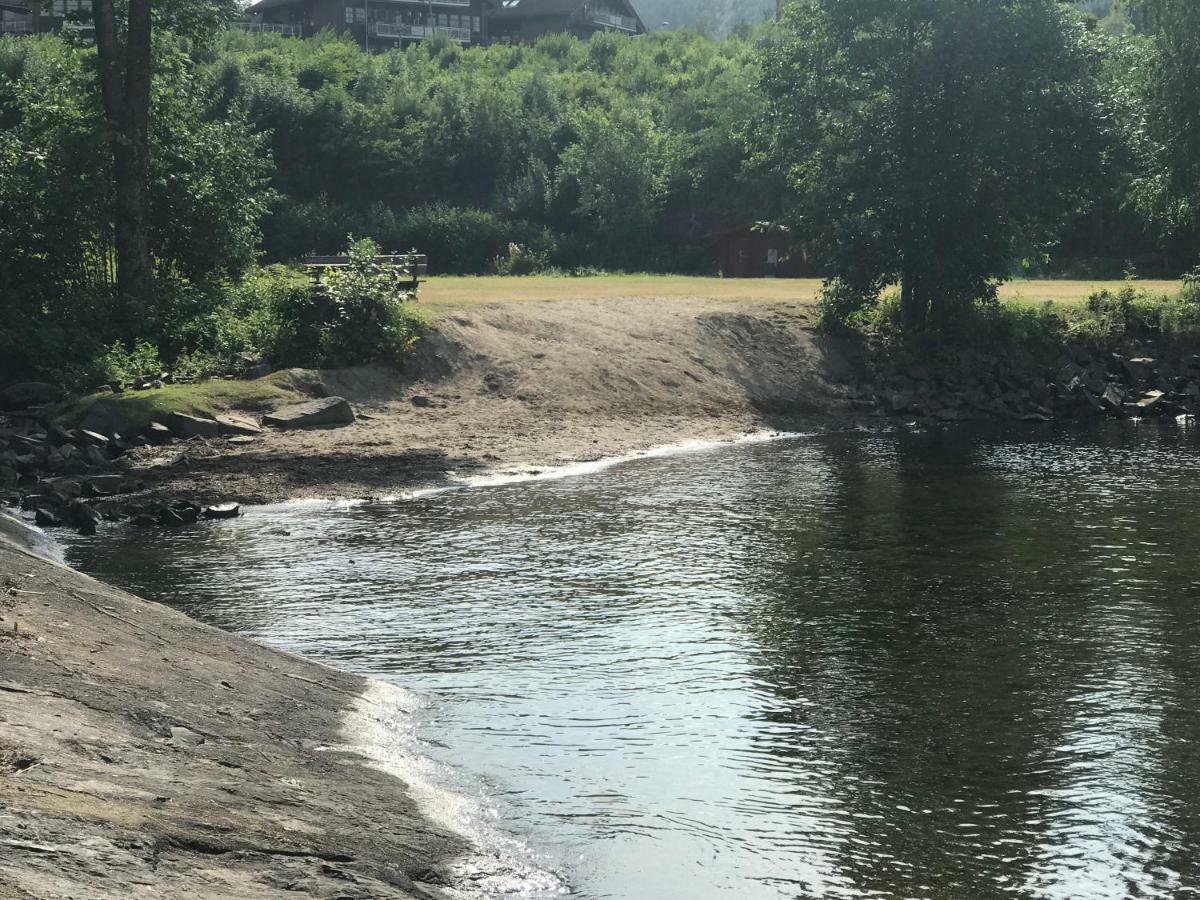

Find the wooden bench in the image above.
[{"left": 302, "top": 254, "right": 428, "bottom": 289}]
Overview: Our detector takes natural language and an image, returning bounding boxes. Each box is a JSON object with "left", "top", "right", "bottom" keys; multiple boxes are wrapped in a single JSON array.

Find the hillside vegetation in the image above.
[{"left": 0, "top": 0, "right": 1197, "bottom": 390}]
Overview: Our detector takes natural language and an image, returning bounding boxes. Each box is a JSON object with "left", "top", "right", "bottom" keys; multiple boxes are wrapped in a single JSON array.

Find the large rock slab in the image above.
[
  {"left": 2, "top": 382, "right": 63, "bottom": 409},
  {"left": 163, "top": 411, "right": 219, "bottom": 439},
  {"left": 215, "top": 414, "right": 262, "bottom": 437},
  {"left": 263, "top": 397, "right": 355, "bottom": 430}
]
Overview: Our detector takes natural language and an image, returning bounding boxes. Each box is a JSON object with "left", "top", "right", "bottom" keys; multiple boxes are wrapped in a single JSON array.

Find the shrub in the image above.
[
  {"left": 816, "top": 278, "right": 875, "bottom": 332},
  {"left": 493, "top": 242, "right": 549, "bottom": 275},
  {"left": 88, "top": 341, "right": 165, "bottom": 390},
  {"left": 312, "top": 238, "right": 426, "bottom": 366}
]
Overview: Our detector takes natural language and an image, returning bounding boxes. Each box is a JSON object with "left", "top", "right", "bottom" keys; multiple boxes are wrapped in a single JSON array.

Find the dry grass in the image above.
[{"left": 421, "top": 275, "right": 1182, "bottom": 309}]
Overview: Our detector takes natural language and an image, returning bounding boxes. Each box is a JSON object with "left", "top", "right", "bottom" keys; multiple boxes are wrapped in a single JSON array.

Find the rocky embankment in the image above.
[
  {"left": 0, "top": 382, "right": 358, "bottom": 535},
  {"left": 857, "top": 346, "right": 1200, "bottom": 424}
]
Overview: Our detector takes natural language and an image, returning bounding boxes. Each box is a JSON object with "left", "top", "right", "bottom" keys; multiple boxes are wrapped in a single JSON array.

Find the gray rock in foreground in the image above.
[
  {"left": 2, "top": 382, "right": 63, "bottom": 409},
  {"left": 263, "top": 397, "right": 355, "bottom": 430},
  {"left": 0, "top": 531, "right": 466, "bottom": 898}
]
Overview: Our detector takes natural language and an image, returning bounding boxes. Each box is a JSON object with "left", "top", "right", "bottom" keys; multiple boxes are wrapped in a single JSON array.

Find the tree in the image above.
[
  {"left": 1133, "top": 0, "right": 1200, "bottom": 235},
  {"left": 93, "top": 0, "right": 153, "bottom": 319},
  {"left": 761, "top": 0, "right": 1110, "bottom": 328},
  {"left": 91, "top": 0, "right": 240, "bottom": 318}
]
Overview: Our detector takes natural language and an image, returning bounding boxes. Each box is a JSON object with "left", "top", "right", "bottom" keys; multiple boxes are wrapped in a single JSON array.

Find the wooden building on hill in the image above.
[
  {"left": 243, "top": 0, "right": 489, "bottom": 47},
  {"left": 0, "top": 2, "right": 32, "bottom": 35},
  {"left": 716, "top": 223, "right": 813, "bottom": 279},
  {"left": 488, "top": 0, "right": 645, "bottom": 42},
  {"left": 0, "top": 1, "right": 94, "bottom": 37}
]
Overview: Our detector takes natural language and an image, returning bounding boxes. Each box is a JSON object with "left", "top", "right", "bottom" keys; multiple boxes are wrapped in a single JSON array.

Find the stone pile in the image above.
[
  {"left": 0, "top": 383, "right": 247, "bottom": 535},
  {"left": 857, "top": 348, "right": 1200, "bottom": 424}
]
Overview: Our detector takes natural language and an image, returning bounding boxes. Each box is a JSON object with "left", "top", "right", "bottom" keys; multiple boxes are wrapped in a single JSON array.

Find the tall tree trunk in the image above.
[{"left": 93, "top": 0, "right": 154, "bottom": 327}]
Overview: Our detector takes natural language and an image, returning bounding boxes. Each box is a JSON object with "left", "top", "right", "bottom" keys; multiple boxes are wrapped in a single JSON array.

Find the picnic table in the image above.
[{"left": 302, "top": 254, "right": 428, "bottom": 289}]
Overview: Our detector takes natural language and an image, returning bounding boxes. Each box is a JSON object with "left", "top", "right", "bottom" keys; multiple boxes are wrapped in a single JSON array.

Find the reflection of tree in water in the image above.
[{"left": 725, "top": 427, "right": 1200, "bottom": 898}]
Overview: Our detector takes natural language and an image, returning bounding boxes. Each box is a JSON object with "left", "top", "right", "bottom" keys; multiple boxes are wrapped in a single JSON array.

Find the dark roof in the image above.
[
  {"left": 0, "top": 2, "right": 31, "bottom": 13},
  {"left": 490, "top": 0, "right": 644, "bottom": 30}
]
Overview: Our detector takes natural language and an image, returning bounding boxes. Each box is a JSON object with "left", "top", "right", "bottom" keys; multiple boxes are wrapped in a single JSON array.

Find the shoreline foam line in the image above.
[
  {"left": 259, "top": 427, "right": 815, "bottom": 511},
  {"left": 338, "top": 679, "right": 566, "bottom": 899}
]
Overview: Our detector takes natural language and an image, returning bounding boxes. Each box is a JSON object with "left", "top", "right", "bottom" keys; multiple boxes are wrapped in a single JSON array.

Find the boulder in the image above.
[
  {"left": 1123, "top": 357, "right": 1156, "bottom": 382},
  {"left": 34, "top": 507, "right": 62, "bottom": 528},
  {"left": 164, "top": 412, "right": 219, "bottom": 439},
  {"left": 78, "top": 429, "right": 110, "bottom": 447},
  {"left": 1, "top": 382, "right": 63, "bottom": 409},
  {"left": 84, "top": 475, "right": 125, "bottom": 497},
  {"left": 44, "top": 449, "right": 66, "bottom": 474},
  {"left": 215, "top": 415, "right": 262, "bottom": 437},
  {"left": 81, "top": 444, "right": 108, "bottom": 468},
  {"left": 145, "top": 422, "right": 172, "bottom": 443},
  {"left": 202, "top": 502, "right": 240, "bottom": 520},
  {"left": 65, "top": 500, "right": 101, "bottom": 535},
  {"left": 158, "top": 501, "right": 201, "bottom": 527},
  {"left": 1101, "top": 384, "right": 1126, "bottom": 414},
  {"left": 263, "top": 397, "right": 355, "bottom": 430},
  {"left": 78, "top": 399, "right": 127, "bottom": 439}
]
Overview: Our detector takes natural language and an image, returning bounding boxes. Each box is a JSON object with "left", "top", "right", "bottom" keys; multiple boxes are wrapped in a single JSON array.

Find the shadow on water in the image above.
[
  {"left": 729, "top": 422, "right": 1200, "bottom": 898},
  {"left": 60, "top": 419, "right": 1200, "bottom": 899}
]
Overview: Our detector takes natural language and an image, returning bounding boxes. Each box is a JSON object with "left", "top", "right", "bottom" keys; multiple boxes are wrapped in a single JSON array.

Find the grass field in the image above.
[{"left": 421, "top": 274, "right": 1182, "bottom": 308}]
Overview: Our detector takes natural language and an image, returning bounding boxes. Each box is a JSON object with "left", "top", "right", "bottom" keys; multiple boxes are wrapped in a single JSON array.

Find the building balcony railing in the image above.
[
  {"left": 590, "top": 10, "right": 637, "bottom": 31},
  {"left": 234, "top": 21, "right": 304, "bottom": 36},
  {"left": 0, "top": 21, "right": 34, "bottom": 34},
  {"left": 373, "top": 22, "right": 471, "bottom": 43}
]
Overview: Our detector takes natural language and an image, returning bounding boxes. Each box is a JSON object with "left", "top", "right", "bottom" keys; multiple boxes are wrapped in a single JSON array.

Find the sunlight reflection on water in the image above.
[{"left": 64, "top": 420, "right": 1200, "bottom": 899}]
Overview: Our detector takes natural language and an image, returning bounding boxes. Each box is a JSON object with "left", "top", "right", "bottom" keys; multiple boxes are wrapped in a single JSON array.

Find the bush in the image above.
[
  {"left": 312, "top": 238, "right": 426, "bottom": 366},
  {"left": 88, "top": 341, "right": 165, "bottom": 390},
  {"left": 816, "top": 277, "right": 875, "bottom": 332},
  {"left": 493, "top": 242, "right": 549, "bottom": 275}
]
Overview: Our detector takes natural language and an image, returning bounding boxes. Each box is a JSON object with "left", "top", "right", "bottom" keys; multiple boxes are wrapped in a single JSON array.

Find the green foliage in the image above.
[
  {"left": 1067, "top": 282, "right": 1200, "bottom": 346},
  {"left": 0, "top": 33, "right": 272, "bottom": 386},
  {"left": 1131, "top": 0, "right": 1200, "bottom": 229},
  {"left": 88, "top": 341, "right": 165, "bottom": 391},
  {"left": 494, "top": 242, "right": 550, "bottom": 276},
  {"left": 761, "top": 0, "right": 1112, "bottom": 329},
  {"left": 218, "top": 28, "right": 769, "bottom": 274},
  {"left": 312, "top": 238, "right": 426, "bottom": 367},
  {"left": 815, "top": 278, "right": 874, "bottom": 333}
]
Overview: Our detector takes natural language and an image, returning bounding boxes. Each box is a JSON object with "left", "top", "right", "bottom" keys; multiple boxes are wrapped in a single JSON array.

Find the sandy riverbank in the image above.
[{"left": 121, "top": 296, "right": 859, "bottom": 504}]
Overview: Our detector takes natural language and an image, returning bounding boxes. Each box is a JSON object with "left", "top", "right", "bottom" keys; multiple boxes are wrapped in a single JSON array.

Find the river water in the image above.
[{"left": 63, "top": 422, "right": 1200, "bottom": 899}]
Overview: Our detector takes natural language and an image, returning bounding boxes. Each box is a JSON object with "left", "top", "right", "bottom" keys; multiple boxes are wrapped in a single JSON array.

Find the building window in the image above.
[
  {"left": 472, "top": 15, "right": 481, "bottom": 31},
  {"left": 344, "top": 6, "right": 354, "bottom": 23}
]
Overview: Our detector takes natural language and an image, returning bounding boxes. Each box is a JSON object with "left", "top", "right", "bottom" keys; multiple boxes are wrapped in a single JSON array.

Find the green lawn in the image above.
[{"left": 421, "top": 275, "right": 1181, "bottom": 308}]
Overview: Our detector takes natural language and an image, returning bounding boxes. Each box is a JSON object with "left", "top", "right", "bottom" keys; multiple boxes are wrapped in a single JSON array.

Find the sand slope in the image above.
[{"left": 132, "top": 297, "right": 858, "bottom": 503}]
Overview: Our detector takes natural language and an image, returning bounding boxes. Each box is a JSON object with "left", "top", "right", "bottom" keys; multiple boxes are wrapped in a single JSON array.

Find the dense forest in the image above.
[{"left": 0, "top": 0, "right": 1197, "bottom": 384}]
